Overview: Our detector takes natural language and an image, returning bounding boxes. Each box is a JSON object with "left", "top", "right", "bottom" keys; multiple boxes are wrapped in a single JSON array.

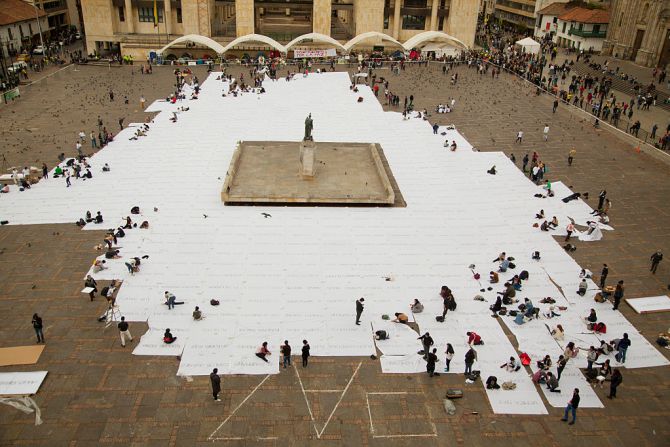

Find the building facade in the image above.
[
  {"left": 32, "top": 0, "right": 81, "bottom": 31},
  {"left": 81, "top": 0, "right": 478, "bottom": 59},
  {"left": 494, "top": 0, "right": 571, "bottom": 30},
  {"left": 0, "top": 0, "right": 50, "bottom": 59},
  {"left": 602, "top": 0, "right": 670, "bottom": 68},
  {"left": 554, "top": 6, "right": 608, "bottom": 51}
]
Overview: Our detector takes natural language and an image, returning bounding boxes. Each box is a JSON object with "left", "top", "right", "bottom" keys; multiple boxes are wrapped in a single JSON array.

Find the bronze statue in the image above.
[{"left": 304, "top": 113, "right": 313, "bottom": 141}]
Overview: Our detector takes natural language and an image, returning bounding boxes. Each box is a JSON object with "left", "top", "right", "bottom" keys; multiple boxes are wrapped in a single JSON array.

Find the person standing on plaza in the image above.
[
  {"left": 615, "top": 333, "right": 631, "bottom": 363},
  {"left": 418, "top": 332, "right": 434, "bottom": 359},
  {"left": 515, "top": 130, "right": 523, "bottom": 144},
  {"left": 140, "top": 95, "right": 146, "bottom": 109},
  {"left": 464, "top": 347, "right": 476, "bottom": 375},
  {"left": 556, "top": 354, "right": 568, "bottom": 381},
  {"left": 553, "top": 98, "right": 559, "bottom": 113},
  {"left": 355, "top": 297, "right": 364, "bottom": 325},
  {"left": 608, "top": 369, "right": 622, "bottom": 399},
  {"left": 32, "top": 313, "right": 44, "bottom": 343},
  {"left": 650, "top": 250, "right": 663, "bottom": 274},
  {"left": 42, "top": 163, "right": 48, "bottom": 179},
  {"left": 543, "top": 124, "right": 549, "bottom": 141},
  {"left": 597, "top": 190, "right": 607, "bottom": 211},
  {"left": 301, "top": 340, "right": 310, "bottom": 367},
  {"left": 210, "top": 368, "right": 221, "bottom": 401},
  {"left": 599, "top": 264, "right": 608, "bottom": 289},
  {"left": 522, "top": 153, "right": 529, "bottom": 172},
  {"left": 426, "top": 348, "right": 438, "bottom": 377},
  {"left": 565, "top": 222, "right": 575, "bottom": 242},
  {"left": 444, "top": 343, "right": 454, "bottom": 372},
  {"left": 651, "top": 124, "right": 658, "bottom": 140},
  {"left": 281, "top": 340, "right": 291, "bottom": 369},
  {"left": 117, "top": 316, "right": 133, "bottom": 347},
  {"left": 568, "top": 148, "right": 576, "bottom": 166},
  {"left": 561, "top": 388, "right": 580, "bottom": 425},
  {"left": 90, "top": 131, "right": 97, "bottom": 149},
  {"left": 613, "top": 280, "right": 624, "bottom": 311}
]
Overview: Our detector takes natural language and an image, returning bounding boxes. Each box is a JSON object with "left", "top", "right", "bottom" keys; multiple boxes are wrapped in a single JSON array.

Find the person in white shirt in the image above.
[
  {"left": 543, "top": 124, "right": 550, "bottom": 141},
  {"left": 516, "top": 130, "right": 523, "bottom": 143}
]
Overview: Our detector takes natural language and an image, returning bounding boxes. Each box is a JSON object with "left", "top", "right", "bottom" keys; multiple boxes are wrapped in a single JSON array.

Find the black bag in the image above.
[
  {"left": 100, "top": 286, "right": 110, "bottom": 297},
  {"left": 509, "top": 310, "right": 518, "bottom": 316},
  {"left": 210, "top": 299, "right": 220, "bottom": 306},
  {"left": 498, "top": 309, "right": 507, "bottom": 315},
  {"left": 508, "top": 262, "right": 516, "bottom": 269},
  {"left": 375, "top": 330, "right": 388, "bottom": 340},
  {"left": 657, "top": 337, "right": 669, "bottom": 347},
  {"left": 436, "top": 316, "right": 445, "bottom": 322}
]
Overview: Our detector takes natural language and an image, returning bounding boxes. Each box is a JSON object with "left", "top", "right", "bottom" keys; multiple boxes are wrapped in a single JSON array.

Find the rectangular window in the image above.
[
  {"left": 19, "top": 25, "right": 24, "bottom": 39},
  {"left": 578, "top": 23, "right": 583, "bottom": 30},
  {"left": 119, "top": 6, "right": 125, "bottom": 22},
  {"left": 593, "top": 24, "right": 600, "bottom": 33},
  {"left": 29, "top": 23, "right": 33, "bottom": 35},
  {"left": 138, "top": 6, "right": 163, "bottom": 23},
  {"left": 552, "top": 17, "right": 557, "bottom": 24},
  {"left": 7, "top": 27, "right": 13, "bottom": 40},
  {"left": 177, "top": 7, "right": 182, "bottom": 23},
  {"left": 562, "top": 22, "right": 566, "bottom": 33},
  {"left": 402, "top": 15, "right": 426, "bottom": 30}
]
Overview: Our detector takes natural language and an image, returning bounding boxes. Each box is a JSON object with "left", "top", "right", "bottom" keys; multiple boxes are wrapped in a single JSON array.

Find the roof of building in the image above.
[
  {"left": 537, "top": 2, "right": 573, "bottom": 16},
  {"left": 559, "top": 7, "right": 610, "bottom": 24},
  {"left": 0, "top": 0, "right": 46, "bottom": 27}
]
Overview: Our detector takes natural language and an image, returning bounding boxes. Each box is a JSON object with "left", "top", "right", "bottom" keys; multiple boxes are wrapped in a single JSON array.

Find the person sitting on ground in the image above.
[
  {"left": 256, "top": 341, "right": 271, "bottom": 362},
  {"left": 487, "top": 165, "right": 497, "bottom": 175},
  {"left": 510, "top": 275, "right": 522, "bottom": 291},
  {"left": 410, "top": 299, "right": 424, "bottom": 313},
  {"left": 535, "top": 209, "right": 545, "bottom": 219},
  {"left": 585, "top": 308, "right": 598, "bottom": 323},
  {"left": 102, "top": 163, "right": 110, "bottom": 172},
  {"left": 163, "top": 328, "right": 177, "bottom": 344},
  {"left": 489, "top": 271, "right": 499, "bottom": 283},
  {"left": 546, "top": 372, "right": 560, "bottom": 392},
  {"left": 0, "top": 184, "right": 9, "bottom": 193},
  {"left": 192, "top": 306, "right": 202, "bottom": 320},
  {"left": 54, "top": 165, "right": 64, "bottom": 177},
  {"left": 115, "top": 227, "right": 125, "bottom": 238},
  {"left": 493, "top": 252, "right": 506, "bottom": 263},
  {"left": 564, "top": 341, "right": 579, "bottom": 359},
  {"left": 499, "top": 258, "right": 510, "bottom": 272},
  {"left": 596, "top": 340, "right": 614, "bottom": 356},
  {"left": 540, "top": 220, "right": 550, "bottom": 231},
  {"left": 551, "top": 324, "right": 565, "bottom": 341},
  {"left": 140, "top": 220, "right": 149, "bottom": 229},
  {"left": 501, "top": 356, "right": 518, "bottom": 372},
  {"left": 548, "top": 216, "right": 559, "bottom": 228},
  {"left": 577, "top": 278, "right": 588, "bottom": 296},
  {"left": 93, "top": 259, "right": 107, "bottom": 273},
  {"left": 537, "top": 354, "right": 552, "bottom": 370},
  {"left": 544, "top": 305, "right": 561, "bottom": 319},
  {"left": 467, "top": 331, "right": 484, "bottom": 346},
  {"left": 84, "top": 169, "right": 92, "bottom": 179},
  {"left": 532, "top": 369, "right": 548, "bottom": 384},
  {"left": 95, "top": 211, "right": 104, "bottom": 224},
  {"left": 105, "top": 249, "right": 121, "bottom": 259},
  {"left": 124, "top": 257, "right": 138, "bottom": 275},
  {"left": 392, "top": 312, "right": 409, "bottom": 324},
  {"left": 486, "top": 376, "right": 500, "bottom": 389},
  {"left": 579, "top": 268, "right": 593, "bottom": 279},
  {"left": 490, "top": 295, "right": 503, "bottom": 313},
  {"left": 523, "top": 298, "right": 535, "bottom": 318},
  {"left": 123, "top": 216, "right": 132, "bottom": 229}
]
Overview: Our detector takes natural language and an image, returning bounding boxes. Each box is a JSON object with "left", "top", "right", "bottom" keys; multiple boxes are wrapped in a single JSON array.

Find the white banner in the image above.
[{"left": 294, "top": 49, "right": 337, "bottom": 58}]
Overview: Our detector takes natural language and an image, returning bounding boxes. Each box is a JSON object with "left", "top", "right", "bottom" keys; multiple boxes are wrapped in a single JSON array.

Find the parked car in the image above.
[
  {"left": 16, "top": 53, "right": 31, "bottom": 62},
  {"left": 7, "top": 61, "right": 28, "bottom": 73},
  {"left": 32, "top": 45, "right": 44, "bottom": 55},
  {"left": 75, "top": 31, "right": 82, "bottom": 40}
]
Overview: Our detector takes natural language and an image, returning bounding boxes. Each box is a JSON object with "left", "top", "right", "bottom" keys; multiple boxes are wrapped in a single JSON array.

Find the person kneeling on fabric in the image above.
[
  {"left": 392, "top": 312, "right": 409, "bottom": 324},
  {"left": 532, "top": 369, "right": 547, "bottom": 384},
  {"left": 486, "top": 376, "right": 500, "bottom": 389},
  {"left": 490, "top": 295, "right": 503, "bottom": 313},
  {"left": 163, "top": 328, "right": 177, "bottom": 344},
  {"left": 410, "top": 299, "right": 424, "bottom": 313},
  {"left": 193, "top": 306, "right": 202, "bottom": 320},
  {"left": 500, "top": 356, "right": 519, "bottom": 372},
  {"left": 577, "top": 278, "right": 588, "bottom": 296},
  {"left": 546, "top": 372, "right": 560, "bottom": 392},
  {"left": 489, "top": 271, "right": 499, "bottom": 283}
]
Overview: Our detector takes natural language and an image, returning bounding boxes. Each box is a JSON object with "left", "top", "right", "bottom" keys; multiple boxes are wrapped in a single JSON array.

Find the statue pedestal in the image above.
[{"left": 299, "top": 140, "right": 316, "bottom": 179}]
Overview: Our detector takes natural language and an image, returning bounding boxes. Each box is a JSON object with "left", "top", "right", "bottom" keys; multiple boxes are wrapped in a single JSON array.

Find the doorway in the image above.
[
  {"left": 632, "top": 29, "right": 644, "bottom": 60},
  {"left": 659, "top": 28, "right": 670, "bottom": 68}
]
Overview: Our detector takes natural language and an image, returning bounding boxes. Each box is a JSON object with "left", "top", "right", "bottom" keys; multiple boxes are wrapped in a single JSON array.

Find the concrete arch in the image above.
[
  {"left": 285, "top": 33, "right": 346, "bottom": 52},
  {"left": 343, "top": 32, "right": 403, "bottom": 52},
  {"left": 402, "top": 31, "right": 469, "bottom": 51},
  {"left": 221, "top": 34, "right": 287, "bottom": 54},
  {"left": 157, "top": 34, "right": 225, "bottom": 55}
]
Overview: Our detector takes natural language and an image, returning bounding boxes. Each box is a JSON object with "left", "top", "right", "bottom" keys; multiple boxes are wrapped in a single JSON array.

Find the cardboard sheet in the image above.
[{"left": 0, "top": 345, "right": 45, "bottom": 367}]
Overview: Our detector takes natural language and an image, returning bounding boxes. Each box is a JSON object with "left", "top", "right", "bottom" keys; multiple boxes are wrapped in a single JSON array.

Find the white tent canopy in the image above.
[
  {"left": 402, "top": 31, "right": 468, "bottom": 51},
  {"left": 343, "top": 32, "right": 403, "bottom": 51},
  {"left": 157, "top": 34, "right": 225, "bottom": 55},
  {"left": 221, "top": 34, "right": 287, "bottom": 54},
  {"left": 419, "top": 42, "right": 460, "bottom": 58},
  {"left": 285, "top": 33, "right": 346, "bottom": 52},
  {"left": 515, "top": 37, "right": 541, "bottom": 55}
]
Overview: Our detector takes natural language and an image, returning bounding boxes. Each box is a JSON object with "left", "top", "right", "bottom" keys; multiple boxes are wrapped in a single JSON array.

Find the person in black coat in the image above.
[
  {"left": 210, "top": 368, "right": 221, "bottom": 401},
  {"left": 355, "top": 298, "right": 364, "bottom": 325},
  {"left": 608, "top": 369, "right": 622, "bottom": 398},
  {"left": 650, "top": 250, "right": 663, "bottom": 274}
]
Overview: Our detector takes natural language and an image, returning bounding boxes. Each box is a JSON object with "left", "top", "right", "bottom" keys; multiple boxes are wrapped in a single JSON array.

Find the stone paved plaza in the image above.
[{"left": 0, "top": 62, "right": 669, "bottom": 446}]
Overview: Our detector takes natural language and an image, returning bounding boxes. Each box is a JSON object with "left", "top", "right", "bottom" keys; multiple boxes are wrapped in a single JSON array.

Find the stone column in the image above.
[
  {"left": 164, "top": 0, "right": 172, "bottom": 35},
  {"left": 430, "top": 0, "right": 438, "bottom": 31},
  {"left": 635, "top": 1, "right": 663, "bottom": 67},
  {"left": 313, "top": 0, "right": 332, "bottom": 35},
  {"left": 392, "top": 0, "right": 401, "bottom": 39},
  {"left": 355, "top": 0, "right": 385, "bottom": 36},
  {"left": 235, "top": 0, "right": 255, "bottom": 36},
  {"left": 445, "top": 0, "right": 477, "bottom": 48},
  {"left": 125, "top": 0, "right": 134, "bottom": 33}
]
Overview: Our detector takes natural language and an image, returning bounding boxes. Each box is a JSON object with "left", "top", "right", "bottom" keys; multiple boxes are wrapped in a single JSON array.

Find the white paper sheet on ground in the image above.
[
  {"left": 0, "top": 371, "right": 48, "bottom": 395},
  {"left": 133, "top": 328, "right": 186, "bottom": 356},
  {"left": 372, "top": 320, "right": 422, "bottom": 356},
  {"left": 0, "top": 71, "right": 664, "bottom": 414},
  {"left": 380, "top": 354, "right": 426, "bottom": 373},
  {"left": 626, "top": 295, "right": 670, "bottom": 314}
]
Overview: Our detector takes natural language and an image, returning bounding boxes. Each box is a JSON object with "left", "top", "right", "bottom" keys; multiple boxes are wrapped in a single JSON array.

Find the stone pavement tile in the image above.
[{"left": 74, "top": 421, "right": 106, "bottom": 441}]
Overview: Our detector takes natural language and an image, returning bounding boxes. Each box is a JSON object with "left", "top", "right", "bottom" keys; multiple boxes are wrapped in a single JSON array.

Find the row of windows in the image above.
[
  {"left": 6, "top": 22, "right": 36, "bottom": 41},
  {"left": 117, "top": 6, "right": 182, "bottom": 24}
]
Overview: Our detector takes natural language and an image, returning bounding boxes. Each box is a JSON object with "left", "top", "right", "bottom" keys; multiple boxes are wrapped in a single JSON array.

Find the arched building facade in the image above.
[{"left": 602, "top": 0, "right": 670, "bottom": 68}]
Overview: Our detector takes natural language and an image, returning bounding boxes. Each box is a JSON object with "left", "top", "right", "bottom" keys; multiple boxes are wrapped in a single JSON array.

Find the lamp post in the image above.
[{"left": 30, "top": 0, "right": 45, "bottom": 52}]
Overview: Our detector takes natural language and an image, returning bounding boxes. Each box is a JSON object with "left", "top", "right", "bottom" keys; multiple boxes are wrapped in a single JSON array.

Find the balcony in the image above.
[{"left": 568, "top": 28, "right": 607, "bottom": 38}]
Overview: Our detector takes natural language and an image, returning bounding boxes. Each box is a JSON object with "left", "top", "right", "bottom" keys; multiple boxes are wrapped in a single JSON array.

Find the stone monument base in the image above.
[{"left": 221, "top": 141, "right": 404, "bottom": 206}]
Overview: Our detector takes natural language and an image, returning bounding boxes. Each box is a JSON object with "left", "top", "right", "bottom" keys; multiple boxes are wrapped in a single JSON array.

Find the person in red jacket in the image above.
[{"left": 467, "top": 331, "right": 483, "bottom": 346}]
